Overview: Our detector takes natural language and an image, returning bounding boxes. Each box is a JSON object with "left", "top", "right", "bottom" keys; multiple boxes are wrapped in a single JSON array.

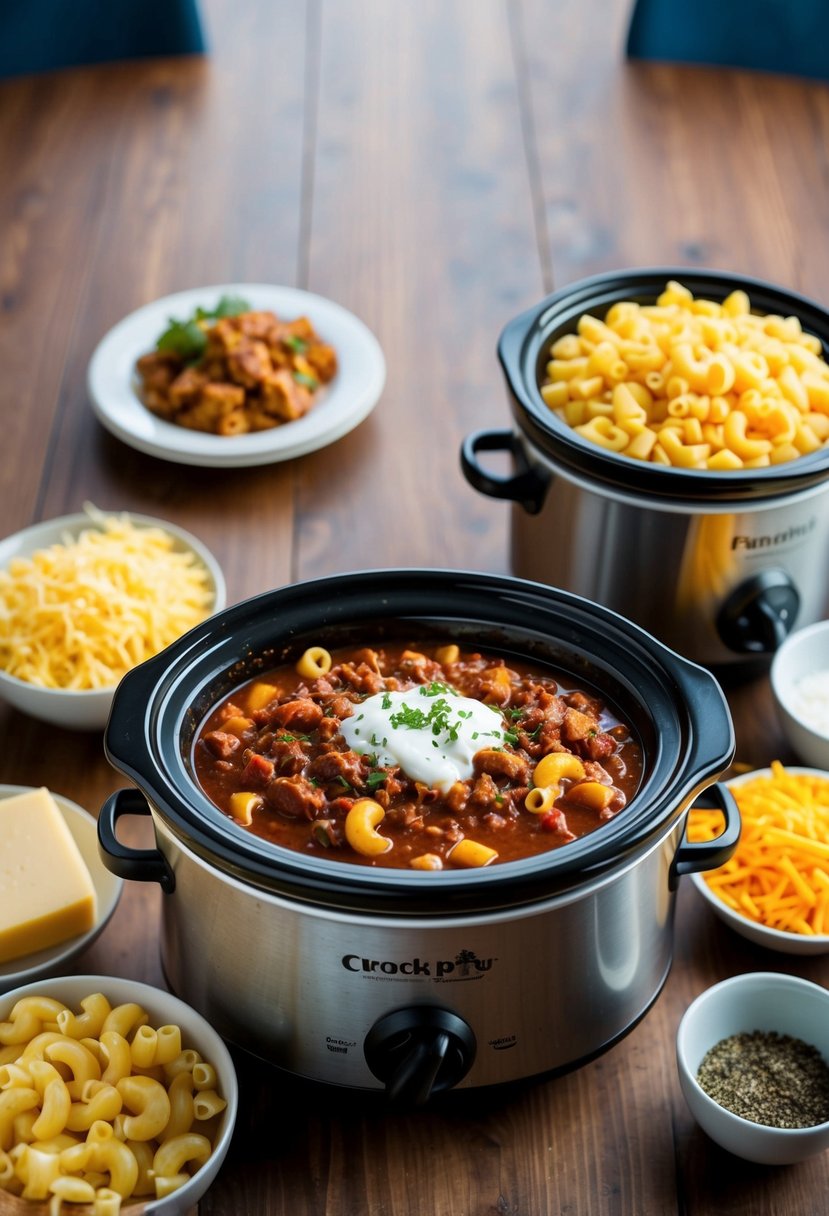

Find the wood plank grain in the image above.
[
  {"left": 516, "top": 0, "right": 829, "bottom": 306},
  {"left": 295, "top": 0, "right": 540, "bottom": 578},
  {"left": 0, "top": 2, "right": 828, "bottom": 1214}
]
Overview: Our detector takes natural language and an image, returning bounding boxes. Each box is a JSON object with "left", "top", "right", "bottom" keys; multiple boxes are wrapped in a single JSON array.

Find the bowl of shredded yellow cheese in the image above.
[
  {"left": 0, "top": 506, "right": 225, "bottom": 730},
  {"left": 688, "top": 763, "right": 829, "bottom": 954}
]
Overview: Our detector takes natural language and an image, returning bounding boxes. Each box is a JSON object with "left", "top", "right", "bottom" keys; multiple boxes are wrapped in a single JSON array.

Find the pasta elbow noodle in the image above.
[
  {"left": 533, "top": 753, "right": 585, "bottom": 788},
  {"left": 153, "top": 1131, "right": 212, "bottom": 1179},
  {"left": 116, "top": 1075, "right": 171, "bottom": 1141},
  {"left": 57, "top": 994, "right": 112, "bottom": 1041},
  {"left": 448, "top": 839, "right": 498, "bottom": 868},
  {"left": 540, "top": 282, "right": 829, "bottom": 468},
  {"left": 296, "top": 645, "right": 332, "bottom": 679},
  {"left": 101, "top": 1004, "right": 148, "bottom": 1041},
  {"left": 345, "top": 799, "right": 393, "bottom": 857}
]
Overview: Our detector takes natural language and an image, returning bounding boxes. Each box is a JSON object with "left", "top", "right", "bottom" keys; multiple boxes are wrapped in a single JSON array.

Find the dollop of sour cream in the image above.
[{"left": 339, "top": 682, "right": 505, "bottom": 791}]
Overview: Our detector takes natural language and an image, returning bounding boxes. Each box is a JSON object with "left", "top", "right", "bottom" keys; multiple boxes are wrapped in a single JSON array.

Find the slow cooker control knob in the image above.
[
  {"left": 715, "top": 569, "right": 800, "bottom": 655},
  {"left": 364, "top": 1007, "right": 476, "bottom": 1106}
]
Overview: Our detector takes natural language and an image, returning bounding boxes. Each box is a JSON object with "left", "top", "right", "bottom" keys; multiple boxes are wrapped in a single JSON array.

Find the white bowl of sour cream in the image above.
[{"left": 771, "top": 621, "right": 829, "bottom": 770}]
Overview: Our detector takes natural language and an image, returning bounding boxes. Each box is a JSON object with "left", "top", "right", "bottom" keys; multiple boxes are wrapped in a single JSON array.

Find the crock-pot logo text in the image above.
[
  {"left": 342, "top": 949, "right": 496, "bottom": 982},
  {"left": 731, "top": 518, "right": 816, "bottom": 551}
]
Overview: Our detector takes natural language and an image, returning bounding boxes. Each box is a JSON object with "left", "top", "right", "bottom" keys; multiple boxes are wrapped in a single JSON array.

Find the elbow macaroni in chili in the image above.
[
  {"left": 193, "top": 642, "right": 643, "bottom": 869},
  {"left": 540, "top": 280, "right": 829, "bottom": 469}
]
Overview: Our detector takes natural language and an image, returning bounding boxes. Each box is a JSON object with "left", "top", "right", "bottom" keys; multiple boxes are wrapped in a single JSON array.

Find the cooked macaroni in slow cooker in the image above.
[{"left": 193, "top": 642, "right": 643, "bottom": 869}]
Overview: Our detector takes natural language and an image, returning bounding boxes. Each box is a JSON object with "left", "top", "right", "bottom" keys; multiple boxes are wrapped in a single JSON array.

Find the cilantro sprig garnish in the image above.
[{"left": 155, "top": 294, "right": 250, "bottom": 362}]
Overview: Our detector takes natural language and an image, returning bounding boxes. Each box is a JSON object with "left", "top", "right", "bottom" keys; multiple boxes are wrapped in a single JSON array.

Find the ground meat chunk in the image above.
[
  {"left": 541, "top": 808, "right": 576, "bottom": 842},
  {"left": 317, "top": 717, "right": 341, "bottom": 742},
  {"left": 443, "top": 781, "right": 470, "bottom": 815},
  {"left": 265, "top": 776, "right": 325, "bottom": 820},
  {"left": 270, "top": 699, "right": 324, "bottom": 733},
  {"left": 135, "top": 351, "right": 180, "bottom": 392},
  {"left": 270, "top": 738, "right": 307, "bottom": 776},
  {"left": 562, "top": 707, "right": 599, "bottom": 743},
  {"left": 472, "top": 749, "right": 530, "bottom": 785},
  {"left": 227, "top": 339, "right": 273, "bottom": 388},
  {"left": 582, "top": 732, "right": 616, "bottom": 761},
  {"left": 201, "top": 731, "right": 241, "bottom": 760},
  {"left": 468, "top": 773, "right": 500, "bottom": 809},
  {"left": 239, "top": 753, "right": 275, "bottom": 787},
  {"left": 326, "top": 695, "right": 356, "bottom": 720},
  {"left": 305, "top": 341, "right": 338, "bottom": 382},
  {"left": 168, "top": 366, "right": 209, "bottom": 407},
  {"left": 337, "top": 663, "right": 386, "bottom": 695},
  {"left": 306, "top": 750, "right": 364, "bottom": 788},
  {"left": 201, "top": 381, "right": 246, "bottom": 415},
  {"left": 260, "top": 369, "right": 313, "bottom": 421}
]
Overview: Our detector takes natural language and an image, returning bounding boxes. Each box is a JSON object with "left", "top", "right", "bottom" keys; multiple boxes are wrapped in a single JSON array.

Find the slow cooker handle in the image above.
[
  {"left": 460, "top": 429, "right": 548, "bottom": 515},
  {"left": 669, "top": 782, "right": 741, "bottom": 891},
  {"left": 98, "top": 788, "right": 176, "bottom": 894}
]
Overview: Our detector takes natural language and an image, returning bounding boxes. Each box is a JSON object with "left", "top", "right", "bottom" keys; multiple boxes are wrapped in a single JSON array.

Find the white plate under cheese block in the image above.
[{"left": 0, "top": 786, "right": 123, "bottom": 991}]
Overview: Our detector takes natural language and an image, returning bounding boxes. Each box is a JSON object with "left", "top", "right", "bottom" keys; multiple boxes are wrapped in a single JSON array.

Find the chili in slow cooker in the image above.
[{"left": 193, "top": 642, "right": 643, "bottom": 869}]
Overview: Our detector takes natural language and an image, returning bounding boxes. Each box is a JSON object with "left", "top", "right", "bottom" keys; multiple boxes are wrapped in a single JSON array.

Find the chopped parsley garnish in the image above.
[
  {"left": 421, "top": 681, "right": 455, "bottom": 698},
  {"left": 293, "top": 370, "right": 319, "bottom": 390},
  {"left": 389, "top": 696, "right": 462, "bottom": 742},
  {"left": 366, "top": 771, "right": 387, "bottom": 789},
  {"left": 503, "top": 730, "right": 520, "bottom": 746},
  {"left": 284, "top": 335, "right": 308, "bottom": 353}
]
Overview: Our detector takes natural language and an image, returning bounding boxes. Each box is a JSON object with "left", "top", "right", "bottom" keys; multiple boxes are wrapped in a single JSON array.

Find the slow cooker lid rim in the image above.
[
  {"left": 104, "top": 568, "right": 732, "bottom": 905},
  {"left": 121, "top": 760, "right": 722, "bottom": 913},
  {"left": 509, "top": 396, "right": 829, "bottom": 500}
]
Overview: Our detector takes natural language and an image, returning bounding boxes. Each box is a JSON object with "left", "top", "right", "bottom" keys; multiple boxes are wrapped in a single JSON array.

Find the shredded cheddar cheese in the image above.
[
  {"left": 0, "top": 508, "right": 214, "bottom": 690},
  {"left": 688, "top": 761, "right": 829, "bottom": 937}
]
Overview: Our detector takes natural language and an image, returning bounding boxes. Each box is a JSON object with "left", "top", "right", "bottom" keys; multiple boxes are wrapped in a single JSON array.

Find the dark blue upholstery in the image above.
[
  {"left": 0, "top": 0, "right": 206, "bottom": 79},
  {"left": 626, "top": 0, "right": 828, "bottom": 81}
]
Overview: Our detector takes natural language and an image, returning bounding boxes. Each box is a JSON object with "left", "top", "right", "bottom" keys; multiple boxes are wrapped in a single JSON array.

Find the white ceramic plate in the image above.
[
  {"left": 88, "top": 283, "right": 386, "bottom": 466},
  {"left": 0, "top": 786, "right": 123, "bottom": 991},
  {"left": 690, "top": 766, "right": 829, "bottom": 955}
]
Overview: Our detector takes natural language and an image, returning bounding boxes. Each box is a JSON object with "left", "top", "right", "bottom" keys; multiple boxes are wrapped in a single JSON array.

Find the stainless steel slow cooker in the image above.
[
  {"left": 461, "top": 268, "right": 829, "bottom": 671},
  {"left": 99, "top": 570, "right": 738, "bottom": 1102}
]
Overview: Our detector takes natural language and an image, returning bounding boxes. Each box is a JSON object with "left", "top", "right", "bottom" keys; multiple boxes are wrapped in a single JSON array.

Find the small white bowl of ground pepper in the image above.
[{"left": 676, "top": 971, "right": 829, "bottom": 1164}]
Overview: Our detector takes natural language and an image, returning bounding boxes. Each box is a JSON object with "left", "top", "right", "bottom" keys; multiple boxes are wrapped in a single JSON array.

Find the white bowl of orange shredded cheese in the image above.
[
  {"left": 0, "top": 508, "right": 225, "bottom": 731},
  {"left": 688, "top": 763, "right": 829, "bottom": 954}
]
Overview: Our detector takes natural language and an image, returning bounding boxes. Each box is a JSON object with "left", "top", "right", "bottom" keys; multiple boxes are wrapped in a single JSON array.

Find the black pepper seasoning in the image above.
[{"left": 696, "top": 1030, "right": 829, "bottom": 1128}]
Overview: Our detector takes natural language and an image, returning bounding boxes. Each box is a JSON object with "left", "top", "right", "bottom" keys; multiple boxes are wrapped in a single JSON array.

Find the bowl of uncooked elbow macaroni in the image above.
[{"left": 0, "top": 974, "right": 238, "bottom": 1214}]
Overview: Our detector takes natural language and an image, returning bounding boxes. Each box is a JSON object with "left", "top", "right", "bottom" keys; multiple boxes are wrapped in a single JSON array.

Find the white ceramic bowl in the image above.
[
  {"left": 690, "top": 766, "right": 829, "bottom": 955},
  {"left": 0, "top": 974, "right": 238, "bottom": 1213},
  {"left": 677, "top": 971, "right": 829, "bottom": 1164},
  {"left": 0, "top": 511, "right": 226, "bottom": 730},
  {"left": 771, "top": 620, "right": 829, "bottom": 769},
  {"left": 0, "top": 786, "right": 123, "bottom": 992}
]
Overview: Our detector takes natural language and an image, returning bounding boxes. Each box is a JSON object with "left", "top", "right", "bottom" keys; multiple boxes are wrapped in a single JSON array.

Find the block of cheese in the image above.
[{"left": 0, "top": 787, "right": 98, "bottom": 963}]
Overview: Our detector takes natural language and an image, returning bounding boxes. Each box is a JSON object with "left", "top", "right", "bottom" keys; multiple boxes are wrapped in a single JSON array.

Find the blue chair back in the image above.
[
  {"left": 626, "top": 0, "right": 828, "bottom": 81},
  {"left": 0, "top": 0, "right": 206, "bottom": 79}
]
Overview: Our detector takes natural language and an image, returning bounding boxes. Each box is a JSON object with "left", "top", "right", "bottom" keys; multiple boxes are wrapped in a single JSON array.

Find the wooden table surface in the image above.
[{"left": 1, "top": 1, "right": 828, "bottom": 1212}]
